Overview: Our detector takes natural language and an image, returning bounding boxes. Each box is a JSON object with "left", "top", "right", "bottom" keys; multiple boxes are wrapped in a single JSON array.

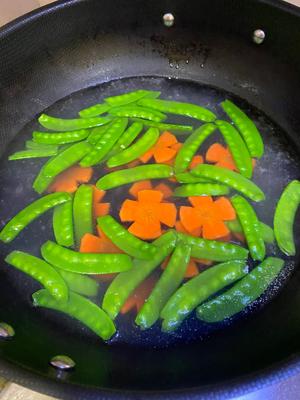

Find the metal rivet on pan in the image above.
[
  {"left": 0, "top": 322, "right": 15, "bottom": 338},
  {"left": 50, "top": 355, "right": 75, "bottom": 370},
  {"left": 163, "top": 13, "right": 175, "bottom": 27},
  {"left": 253, "top": 29, "right": 265, "bottom": 44}
]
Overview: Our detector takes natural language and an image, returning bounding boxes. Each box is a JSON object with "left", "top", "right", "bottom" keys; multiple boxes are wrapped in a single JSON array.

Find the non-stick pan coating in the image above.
[{"left": 0, "top": 0, "right": 300, "bottom": 399}]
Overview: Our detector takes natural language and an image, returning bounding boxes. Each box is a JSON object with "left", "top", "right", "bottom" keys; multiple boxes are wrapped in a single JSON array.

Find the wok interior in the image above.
[{"left": 0, "top": 0, "right": 300, "bottom": 395}]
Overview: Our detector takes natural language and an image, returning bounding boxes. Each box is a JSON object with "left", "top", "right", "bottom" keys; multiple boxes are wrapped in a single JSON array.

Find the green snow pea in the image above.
[
  {"left": 177, "top": 232, "right": 249, "bottom": 261},
  {"left": 221, "top": 100, "right": 264, "bottom": 158},
  {"left": 161, "top": 260, "right": 248, "bottom": 332},
  {"left": 87, "top": 124, "right": 111, "bottom": 145},
  {"left": 79, "top": 103, "right": 111, "bottom": 118},
  {"left": 25, "top": 141, "right": 58, "bottom": 152},
  {"left": 197, "top": 257, "right": 284, "bottom": 322},
  {"left": 191, "top": 164, "right": 265, "bottom": 202},
  {"left": 96, "top": 164, "right": 173, "bottom": 190},
  {"left": 112, "top": 122, "right": 144, "bottom": 152},
  {"left": 102, "top": 230, "right": 177, "bottom": 319},
  {"left": 132, "top": 118, "right": 193, "bottom": 133},
  {"left": 175, "top": 172, "right": 213, "bottom": 184},
  {"left": 57, "top": 270, "right": 98, "bottom": 297},
  {"left": 274, "top": 180, "right": 300, "bottom": 255},
  {"left": 97, "top": 215, "right": 158, "bottom": 260},
  {"left": 38, "top": 114, "right": 111, "bottom": 132},
  {"left": 216, "top": 120, "right": 253, "bottom": 178},
  {"left": 33, "top": 141, "right": 92, "bottom": 193},
  {"left": 174, "top": 183, "right": 230, "bottom": 197},
  {"left": 106, "top": 127, "right": 159, "bottom": 168},
  {"left": 80, "top": 118, "right": 128, "bottom": 167},
  {"left": 231, "top": 195, "right": 265, "bottom": 261},
  {"left": 73, "top": 184, "right": 93, "bottom": 246},
  {"left": 6, "top": 251, "right": 68, "bottom": 301},
  {"left": 41, "top": 240, "right": 132, "bottom": 274},
  {"left": 105, "top": 90, "right": 160, "bottom": 107},
  {"left": 174, "top": 124, "right": 216, "bottom": 173},
  {"left": 9, "top": 148, "right": 58, "bottom": 160},
  {"left": 32, "top": 289, "right": 115, "bottom": 340},
  {"left": 135, "top": 241, "right": 191, "bottom": 329},
  {"left": 138, "top": 98, "right": 216, "bottom": 122},
  {"left": 226, "top": 219, "right": 274, "bottom": 244},
  {"left": 53, "top": 199, "right": 74, "bottom": 247},
  {"left": 32, "top": 129, "right": 90, "bottom": 145},
  {"left": 0, "top": 192, "right": 71, "bottom": 243},
  {"left": 109, "top": 105, "right": 166, "bottom": 122}
]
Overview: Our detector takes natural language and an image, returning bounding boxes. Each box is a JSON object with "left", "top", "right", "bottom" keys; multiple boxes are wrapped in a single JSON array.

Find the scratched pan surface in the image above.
[{"left": 0, "top": 1, "right": 300, "bottom": 399}]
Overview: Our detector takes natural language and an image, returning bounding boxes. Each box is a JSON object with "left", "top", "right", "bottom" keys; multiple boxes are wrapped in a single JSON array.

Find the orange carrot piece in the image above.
[
  {"left": 139, "top": 148, "right": 154, "bottom": 163},
  {"left": 128, "top": 220, "right": 162, "bottom": 240},
  {"left": 185, "top": 260, "right": 199, "bottom": 278},
  {"left": 48, "top": 165, "right": 93, "bottom": 193},
  {"left": 119, "top": 199, "right": 138, "bottom": 221},
  {"left": 121, "top": 277, "right": 157, "bottom": 314},
  {"left": 158, "top": 131, "right": 178, "bottom": 146},
  {"left": 188, "top": 196, "right": 214, "bottom": 208},
  {"left": 202, "top": 219, "right": 229, "bottom": 240},
  {"left": 206, "top": 143, "right": 227, "bottom": 162},
  {"left": 154, "top": 147, "right": 177, "bottom": 163},
  {"left": 213, "top": 197, "right": 236, "bottom": 220},
  {"left": 180, "top": 206, "right": 203, "bottom": 234},
  {"left": 158, "top": 203, "right": 177, "bottom": 227},
  {"left": 189, "top": 155, "right": 204, "bottom": 170},
  {"left": 175, "top": 220, "right": 201, "bottom": 237},
  {"left": 138, "top": 189, "right": 164, "bottom": 203},
  {"left": 94, "top": 203, "right": 110, "bottom": 218},
  {"left": 80, "top": 233, "right": 103, "bottom": 253},
  {"left": 154, "top": 183, "right": 173, "bottom": 199},
  {"left": 129, "top": 180, "right": 152, "bottom": 198}
]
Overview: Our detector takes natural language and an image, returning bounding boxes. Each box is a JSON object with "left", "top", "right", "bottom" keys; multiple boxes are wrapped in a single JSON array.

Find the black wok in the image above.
[{"left": 0, "top": 0, "right": 300, "bottom": 398}]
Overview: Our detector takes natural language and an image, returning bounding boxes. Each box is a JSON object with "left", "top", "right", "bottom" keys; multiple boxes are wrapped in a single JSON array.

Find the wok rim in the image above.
[{"left": 1, "top": 0, "right": 300, "bottom": 398}]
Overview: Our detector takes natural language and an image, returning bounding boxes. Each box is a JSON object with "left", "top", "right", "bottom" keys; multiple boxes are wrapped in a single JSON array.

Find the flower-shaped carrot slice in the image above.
[
  {"left": 129, "top": 181, "right": 173, "bottom": 199},
  {"left": 48, "top": 165, "right": 93, "bottom": 193},
  {"left": 92, "top": 185, "right": 110, "bottom": 219},
  {"left": 206, "top": 143, "right": 257, "bottom": 171},
  {"left": 139, "top": 131, "right": 180, "bottom": 163},
  {"left": 120, "top": 189, "right": 177, "bottom": 239},
  {"left": 180, "top": 196, "right": 236, "bottom": 240}
]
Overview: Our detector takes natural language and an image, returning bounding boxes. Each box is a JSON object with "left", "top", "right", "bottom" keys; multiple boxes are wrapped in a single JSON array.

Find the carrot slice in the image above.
[
  {"left": 129, "top": 180, "right": 152, "bottom": 198},
  {"left": 180, "top": 206, "right": 202, "bottom": 233},
  {"left": 128, "top": 220, "right": 162, "bottom": 240},
  {"left": 158, "top": 203, "right": 177, "bottom": 227},
  {"left": 185, "top": 260, "right": 199, "bottom": 278},
  {"left": 206, "top": 143, "right": 228, "bottom": 162},
  {"left": 154, "top": 147, "right": 177, "bottom": 163},
  {"left": 119, "top": 199, "right": 138, "bottom": 221},
  {"left": 48, "top": 165, "right": 93, "bottom": 193},
  {"left": 138, "top": 189, "right": 164, "bottom": 203},
  {"left": 79, "top": 233, "right": 103, "bottom": 253},
  {"left": 189, "top": 155, "right": 204, "bottom": 170},
  {"left": 158, "top": 131, "right": 178, "bottom": 146},
  {"left": 202, "top": 219, "right": 229, "bottom": 240},
  {"left": 213, "top": 197, "right": 236, "bottom": 220},
  {"left": 121, "top": 277, "right": 157, "bottom": 314},
  {"left": 139, "top": 148, "right": 154, "bottom": 163},
  {"left": 175, "top": 220, "right": 201, "bottom": 237},
  {"left": 188, "top": 196, "right": 214, "bottom": 208},
  {"left": 94, "top": 203, "right": 110, "bottom": 218},
  {"left": 154, "top": 183, "right": 173, "bottom": 199}
]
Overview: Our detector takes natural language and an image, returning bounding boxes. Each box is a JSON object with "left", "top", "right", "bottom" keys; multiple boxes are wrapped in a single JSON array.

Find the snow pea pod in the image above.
[
  {"left": 105, "top": 90, "right": 160, "bottom": 107},
  {"left": 97, "top": 215, "right": 157, "bottom": 260},
  {"left": 132, "top": 118, "right": 193, "bottom": 133},
  {"left": 96, "top": 164, "right": 173, "bottom": 190},
  {"left": 161, "top": 260, "right": 248, "bottom": 332},
  {"left": 41, "top": 240, "right": 133, "bottom": 274},
  {"left": 175, "top": 172, "right": 213, "bottom": 184},
  {"left": 9, "top": 148, "right": 58, "bottom": 160},
  {"left": 135, "top": 241, "right": 191, "bottom": 329},
  {"left": 0, "top": 192, "right": 71, "bottom": 243},
  {"left": 197, "top": 257, "right": 284, "bottom": 322},
  {"left": 79, "top": 103, "right": 111, "bottom": 118},
  {"left": 174, "top": 183, "right": 230, "bottom": 197},
  {"left": 73, "top": 184, "right": 93, "bottom": 246},
  {"left": 38, "top": 114, "right": 112, "bottom": 131},
  {"left": 109, "top": 105, "right": 166, "bottom": 122},
  {"left": 33, "top": 141, "right": 92, "bottom": 193},
  {"left": 26, "top": 141, "right": 58, "bottom": 152},
  {"left": 221, "top": 100, "right": 264, "bottom": 158},
  {"left": 80, "top": 118, "right": 128, "bottom": 167},
  {"left": 102, "top": 230, "right": 177, "bottom": 319},
  {"left": 139, "top": 98, "right": 216, "bottom": 122},
  {"left": 107, "top": 127, "right": 159, "bottom": 168},
  {"left": 32, "top": 129, "right": 90, "bottom": 145},
  {"left": 6, "top": 251, "right": 68, "bottom": 301},
  {"left": 191, "top": 164, "right": 265, "bottom": 202},
  {"left": 274, "top": 180, "right": 300, "bottom": 256},
  {"left": 226, "top": 219, "right": 274, "bottom": 244},
  {"left": 33, "top": 289, "right": 115, "bottom": 340},
  {"left": 112, "top": 122, "right": 144, "bottom": 152},
  {"left": 53, "top": 199, "right": 74, "bottom": 247},
  {"left": 231, "top": 195, "right": 265, "bottom": 261},
  {"left": 57, "top": 270, "right": 98, "bottom": 297},
  {"left": 87, "top": 124, "right": 111, "bottom": 145},
  {"left": 215, "top": 120, "right": 252, "bottom": 178},
  {"left": 138, "top": 99, "right": 216, "bottom": 122},
  {"left": 177, "top": 232, "right": 249, "bottom": 261},
  {"left": 174, "top": 124, "right": 216, "bottom": 174}
]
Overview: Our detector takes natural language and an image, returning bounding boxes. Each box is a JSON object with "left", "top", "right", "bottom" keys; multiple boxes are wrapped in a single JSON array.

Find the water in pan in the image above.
[{"left": 0, "top": 76, "right": 299, "bottom": 349}]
